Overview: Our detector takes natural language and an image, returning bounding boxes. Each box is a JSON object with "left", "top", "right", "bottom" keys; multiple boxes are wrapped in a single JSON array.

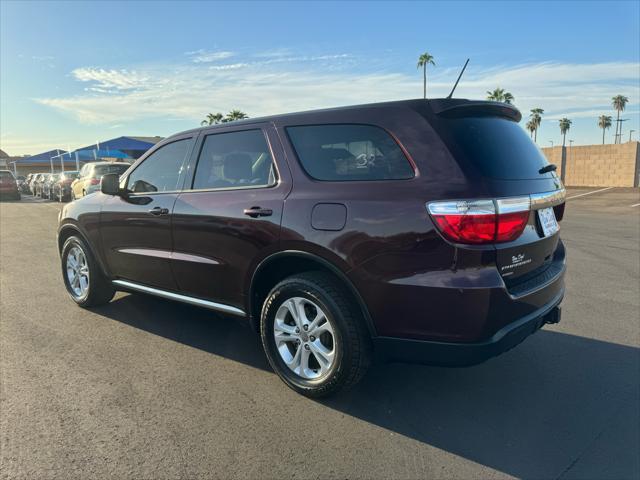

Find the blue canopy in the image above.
[
  {"left": 74, "top": 149, "right": 131, "bottom": 160},
  {"left": 15, "top": 149, "right": 68, "bottom": 164}
]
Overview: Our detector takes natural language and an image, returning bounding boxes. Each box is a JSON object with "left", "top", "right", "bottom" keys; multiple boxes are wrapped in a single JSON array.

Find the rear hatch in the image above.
[{"left": 425, "top": 100, "right": 566, "bottom": 290}]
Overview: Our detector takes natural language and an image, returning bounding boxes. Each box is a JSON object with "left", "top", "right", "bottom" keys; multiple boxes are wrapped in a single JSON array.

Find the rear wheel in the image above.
[
  {"left": 61, "top": 235, "right": 115, "bottom": 307},
  {"left": 260, "top": 272, "right": 371, "bottom": 398}
]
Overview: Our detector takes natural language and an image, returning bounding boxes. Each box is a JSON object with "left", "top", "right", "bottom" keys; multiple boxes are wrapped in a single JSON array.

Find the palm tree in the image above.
[
  {"left": 559, "top": 118, "right": 572, "bottom": 147},
  {"left": 526, "top": 120, "right": 536, "bottom": 138},
  {"left": 224, "top": 110, "right": 249, "bottom": 122},
  {"left": 611, "top": 95, "right": 629, "bottom": 143},
  {"left": 201, "top": 112, "right": 224, "bottom": 126},
  {"left": 416, "top": 52, "right": 435, "bottom": 99},
  {"left": 530, "top": 108, "right": 544, "bottom": 142},
  {"left": 486, "top": 88, "right": 514, "bottom": 104},
  {"left": 598, "top": 115, "right": 612, "bottom": 144}
]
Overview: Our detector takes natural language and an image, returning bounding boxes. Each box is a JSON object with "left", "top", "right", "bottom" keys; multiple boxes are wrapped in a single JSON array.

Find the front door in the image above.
[
  {"left": 100, "top": 136, "right": 194, "bottom": 290},
  {"left": 171, "top": 125, "right": 291, "bottom": 311}
]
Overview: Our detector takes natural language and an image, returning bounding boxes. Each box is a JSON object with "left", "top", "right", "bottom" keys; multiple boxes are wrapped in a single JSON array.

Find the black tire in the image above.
[
  {"left": 260, "top": 271, "right": 371, "bottom": 398},
  {"left": 61, "top": 235, "right": 115, "bottom": 307}
]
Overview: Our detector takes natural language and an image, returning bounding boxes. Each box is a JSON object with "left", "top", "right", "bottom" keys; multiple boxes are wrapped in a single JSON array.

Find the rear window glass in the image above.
[
  {"left": 0, "top": 171, "right": 14, "bottom": 179},
  {"left": 287, "top": 124, "right": 414, "bottom": 181},
  {"left": 94, "top": 164, "right": 130, "bottom": 177},
  {"left": 437, "top": 117, "right": 553, "bottom": 180}
]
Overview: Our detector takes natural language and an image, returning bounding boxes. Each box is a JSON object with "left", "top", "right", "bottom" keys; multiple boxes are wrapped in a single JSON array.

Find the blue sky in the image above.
[{"left": 1, "top": 0, "right": 639, "bottom": 155}]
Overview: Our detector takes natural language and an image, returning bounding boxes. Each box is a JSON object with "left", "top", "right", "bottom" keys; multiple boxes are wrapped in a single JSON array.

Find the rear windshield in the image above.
[
  {"left": 0, "top": 171, "right": 15, "bottom": 179},
  {"left": 94, "top": 164, "right": 130, "bottom": 177},
  {"left": 287, "top": 124, "right": 414, "bottom": 181},
  {"left": 437, "top": 116, "right": 553, "bottom": 180}
]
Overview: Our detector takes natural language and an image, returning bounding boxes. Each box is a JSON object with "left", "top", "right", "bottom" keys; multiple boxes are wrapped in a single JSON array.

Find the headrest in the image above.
[{"left": 223, "top": 153, "right": 252, "bottom": 181}]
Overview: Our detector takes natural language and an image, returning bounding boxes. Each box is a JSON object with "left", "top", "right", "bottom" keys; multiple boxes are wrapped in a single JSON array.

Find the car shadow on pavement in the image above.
[{"left": 96, "top": 293, "right": 639, "bottom": 480}]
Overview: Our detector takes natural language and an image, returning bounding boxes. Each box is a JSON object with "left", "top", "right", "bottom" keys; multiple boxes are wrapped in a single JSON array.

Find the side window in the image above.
[
  {"left": 286, "top": 124, "right": 414, "bottom": 181},
  {"left": 192, "top": 129, "right": 276, "bottom": 190},
  {"left": 126, "top": 139, "right": 192, "bottom": 193}
]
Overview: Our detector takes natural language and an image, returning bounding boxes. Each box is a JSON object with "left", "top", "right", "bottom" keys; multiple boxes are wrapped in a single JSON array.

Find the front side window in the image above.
[
  {"left": 127, "top": 139, "right": 191, "bottom": 193},
  {"left": 192, "top": 129, "right": 276, "bottom": 190},
  {"left": 286, "top": 124, "right": 414, "bottom": 181}
]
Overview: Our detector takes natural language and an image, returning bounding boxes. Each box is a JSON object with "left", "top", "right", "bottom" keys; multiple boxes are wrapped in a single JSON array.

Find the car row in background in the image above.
[{"left": 17, "top": 162, "right": 132, "bottom": 202}]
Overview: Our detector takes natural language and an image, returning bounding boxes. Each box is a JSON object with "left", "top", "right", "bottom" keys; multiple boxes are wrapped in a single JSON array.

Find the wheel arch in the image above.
[
  {"left": 57, "top": 223, "right": 110, "bottom": 278},
  {"left": 247, "top": 250, "right": 377, "bottom": 337}
]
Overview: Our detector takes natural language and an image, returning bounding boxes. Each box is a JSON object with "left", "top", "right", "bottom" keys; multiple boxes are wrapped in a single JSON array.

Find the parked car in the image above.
[
  {"left": 57, "top": 98, "right": 566, "bottom": 397},
  {"left": 34, "top": 173, "right": 51, "bottom": 197},
  {"left": 0, "top": 170, "right": 21, "bottom": 200},
  {"left": 71, "top": 162, "right": 131, "bottom": 199},
  {"left": 42, "top": 173, "right": 60, "bottom": 200},
  {"left": 52, "top": 171, "right": 79, "bottom": 201}
]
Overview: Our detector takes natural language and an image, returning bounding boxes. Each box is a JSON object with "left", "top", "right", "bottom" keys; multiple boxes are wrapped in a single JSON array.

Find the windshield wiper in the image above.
[{"left": 539, "top": 164, "right": 557, "bottom": 174}]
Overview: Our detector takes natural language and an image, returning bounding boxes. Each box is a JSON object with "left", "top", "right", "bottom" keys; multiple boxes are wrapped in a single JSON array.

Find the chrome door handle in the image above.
[
  {"left": 243, "top": 206, "right": 273, "bottom": 218},
  {"left": 148, "top": 206, "right": 169, "bottom": 216}
]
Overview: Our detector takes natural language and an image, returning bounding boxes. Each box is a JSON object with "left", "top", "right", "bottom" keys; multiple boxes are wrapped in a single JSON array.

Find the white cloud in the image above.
[
  {"left": 36, "top": 60, "right": 639, "bottom": 135},
  {"left": 186, "top": 50, "right": 235, "bottom": 63}
]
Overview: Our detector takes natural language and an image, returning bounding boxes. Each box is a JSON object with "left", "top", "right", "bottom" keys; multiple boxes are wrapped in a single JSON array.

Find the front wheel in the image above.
[
  {"left": 260, "top": 272, "right": 371, "bottom": 398},
  {"left": 61, "top": 235, "right": 115, "bottom": 307}
]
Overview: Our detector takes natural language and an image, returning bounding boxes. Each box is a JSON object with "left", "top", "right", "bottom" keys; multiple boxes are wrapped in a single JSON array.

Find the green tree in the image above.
[
  {"left": 530, "top": 108, "right": 544, "bottom": 142},
  {"left": 526, "top": 119, "right": 536, "bottom": 138},
  {"left": 559, "top": 118, "right": 572, "bottom": 147},
  {"left": 224, "top": 110, "right": 249, "bottom": 122},
  {"left": 416, "top": 52, "right": 435, "bottom": 99},
  {"left": 597, "top": 115, "right": 612, "bottom": 144},
  {"left": 486, "top": 87, "right": 514, "bottom": 105},
  {"left": 611, "top": 95, "right": 629, "bottom": 143},
  {"left": 201, "top": 112, "right": 224, "bottom": 126}
]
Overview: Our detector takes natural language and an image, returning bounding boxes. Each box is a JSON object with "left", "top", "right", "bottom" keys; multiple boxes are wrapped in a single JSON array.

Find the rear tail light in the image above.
[
  {"left": 428, "top": 196, "right": 531, "bottom": 244},
  {"left": 89, "top": 178, "right": 100, "bottom": 185}
]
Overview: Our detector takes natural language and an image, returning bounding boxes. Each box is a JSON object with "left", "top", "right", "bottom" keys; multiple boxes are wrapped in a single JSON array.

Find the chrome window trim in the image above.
[{"left": 112, "top": 279, "right": 245, "bottom": 317}]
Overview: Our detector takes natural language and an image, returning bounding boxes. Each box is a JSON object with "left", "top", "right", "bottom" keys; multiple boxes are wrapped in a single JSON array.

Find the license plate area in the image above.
[{"left": 537, "top": 207, "right": 559, "bottom": 237}]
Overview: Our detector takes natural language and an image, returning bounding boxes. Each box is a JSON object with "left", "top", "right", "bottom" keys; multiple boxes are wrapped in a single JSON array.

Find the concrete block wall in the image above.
[{"left": 542, "top": 142, "right": 639, "bottom": 187}]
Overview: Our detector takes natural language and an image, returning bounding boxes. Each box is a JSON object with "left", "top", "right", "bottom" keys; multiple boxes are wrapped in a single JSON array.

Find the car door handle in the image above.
[
  {"left": 243, "top": 206, "right": 273, "bottom": 218},
  {"left": 148, "top": 206, "right": 169, "bottom": 216}
]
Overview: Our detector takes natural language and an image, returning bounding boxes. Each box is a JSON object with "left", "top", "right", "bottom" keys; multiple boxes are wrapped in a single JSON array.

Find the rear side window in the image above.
[
  {"left": 192, "top": 129, "right": 276, "bottom": 190},
  {"left": 0, "top": 171, "right": 15, "bottom": 179},
  {"left": 286, "top": 124, "right": 414, "bottom": 181},
  {"left": 437, "top": 117, "right": 552, "bottom": 180}
]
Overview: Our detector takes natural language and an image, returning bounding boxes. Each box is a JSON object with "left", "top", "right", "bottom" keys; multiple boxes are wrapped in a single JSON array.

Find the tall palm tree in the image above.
[
  {"left": 201, "top": 112, "right": 224, "bottom": 126},
  {"left": 416, "top": 52, "right": 435, "bottom": 99},
  {"left": 526, "top": 120, "right": 536, "bottom": 138},
  {"left": 530, "top": 108, "right": 544, "bottom": 142},
  {"left": 611, "top": 95, "right": 629, "bottom": 143},
  {"left": 224, "top": 110, "right": 249, "bottom": 122},
  {"left": 486, "top": 88, "right": 514, "bottom": 104},
  {"left": 597, "top": 115, "right": 612, "bottom": 144},
  {"left": 559, "top": 118, "right": 572, "bottom": 147}
]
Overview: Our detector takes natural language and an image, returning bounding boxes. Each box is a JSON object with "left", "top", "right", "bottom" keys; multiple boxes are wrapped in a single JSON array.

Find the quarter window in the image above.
[
  {"left": 286, "top": 124, "right": 414, "bottom": 181},
  {"left": 192, "top": 129, "right": 276, "bottom": 190},
  {"left": 126, "top": 139, "right": 192, "bottom": 193}
]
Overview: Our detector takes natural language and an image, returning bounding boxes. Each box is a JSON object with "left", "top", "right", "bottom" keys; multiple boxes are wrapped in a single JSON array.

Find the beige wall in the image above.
[{"left": 542, "top": 142, "right": 639, "bottom": 188}]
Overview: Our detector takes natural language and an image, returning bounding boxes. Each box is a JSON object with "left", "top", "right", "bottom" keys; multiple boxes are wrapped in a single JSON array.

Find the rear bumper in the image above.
[{"left": 373, "top": 287, "right": 564, "bottom": 366}]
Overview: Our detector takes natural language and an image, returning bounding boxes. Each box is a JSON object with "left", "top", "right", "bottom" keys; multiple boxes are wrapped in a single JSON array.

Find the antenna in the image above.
[{"left": 446, "top": 58, "right": 469, "bottom": 99}]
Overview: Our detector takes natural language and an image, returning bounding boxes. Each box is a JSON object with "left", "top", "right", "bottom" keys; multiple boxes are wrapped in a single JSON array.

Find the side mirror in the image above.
[{"left": 101, "top": 173, "right": 120, "bottom": 196}]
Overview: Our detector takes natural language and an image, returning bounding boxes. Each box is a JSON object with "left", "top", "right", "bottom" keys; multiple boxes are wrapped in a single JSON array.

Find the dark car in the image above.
[
  {"left": 57, "top": 98, "right": 566, "bottom": 397},
  {"left": 0, "top": 170, "right": 20, "bottom": 200},
  {"left": 52, "top": 171, "right": 79, "bottom": 201}
]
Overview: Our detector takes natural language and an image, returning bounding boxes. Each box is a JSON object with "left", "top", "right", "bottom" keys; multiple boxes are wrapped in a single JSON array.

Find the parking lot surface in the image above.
[{"left": 1, "top": 188, "right": 639, "bottom": 479}]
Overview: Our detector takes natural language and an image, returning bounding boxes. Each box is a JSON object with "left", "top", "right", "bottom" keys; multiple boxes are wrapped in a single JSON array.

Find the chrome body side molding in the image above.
[{"left": 112, "top": 279, "right": 245, "bottom": 317}]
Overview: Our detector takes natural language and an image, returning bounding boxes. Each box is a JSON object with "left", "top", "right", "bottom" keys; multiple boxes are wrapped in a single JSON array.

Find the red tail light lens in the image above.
[{"left": 428, "top": 197, "right": 530, "bottom": 244}]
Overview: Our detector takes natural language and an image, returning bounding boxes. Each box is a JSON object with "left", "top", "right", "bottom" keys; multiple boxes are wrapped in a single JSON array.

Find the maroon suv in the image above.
[{"left": 57, "top": 99, "right": 566, "bottom": 397}]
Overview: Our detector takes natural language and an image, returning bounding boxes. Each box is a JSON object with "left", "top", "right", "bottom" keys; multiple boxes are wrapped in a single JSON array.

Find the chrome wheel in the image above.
[
  {"left": 273, "top": 297, "right": 336, "bottom": 380},
  {"left": 66, "top": 246, "right": 89, "bottom": 298}
]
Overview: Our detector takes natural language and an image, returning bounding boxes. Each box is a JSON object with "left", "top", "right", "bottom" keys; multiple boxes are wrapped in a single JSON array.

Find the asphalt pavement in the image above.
[{"left": 1, "top": 188, "right": 639, "bottom": 479}]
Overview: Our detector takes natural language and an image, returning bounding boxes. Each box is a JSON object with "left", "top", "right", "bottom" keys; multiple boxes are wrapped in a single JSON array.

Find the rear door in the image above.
[
  {"left": 171, "top": 124, "right": 291, "bottom": 310},
  {"left": 100, "top": 135, "right": 195, "bottom": 290}
]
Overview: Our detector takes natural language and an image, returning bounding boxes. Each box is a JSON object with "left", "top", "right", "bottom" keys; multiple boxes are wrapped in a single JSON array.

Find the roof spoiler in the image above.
[{"left": 429, "top": 99, "right": 522, "bottom": 122}]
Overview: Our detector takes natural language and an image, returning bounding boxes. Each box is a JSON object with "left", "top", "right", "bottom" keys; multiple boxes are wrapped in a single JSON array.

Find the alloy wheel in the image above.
[{"left": 66, "top": 246, "right": 90, "bottom": 298}]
